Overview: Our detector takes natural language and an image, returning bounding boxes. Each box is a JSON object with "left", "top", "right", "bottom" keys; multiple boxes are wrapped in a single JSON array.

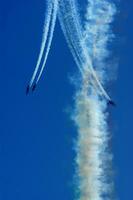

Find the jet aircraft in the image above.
[
  {"left": 32, "top": 83, "right": 37, "bottom": 92},
  {"left": 108, "top": 100, "right": 116, "bottom": 106},
  {"left": 26, "top": 85, "right": 30, "bottom": 95}
]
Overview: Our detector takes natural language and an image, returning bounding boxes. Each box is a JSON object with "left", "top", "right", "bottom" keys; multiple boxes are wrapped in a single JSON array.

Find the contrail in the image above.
[
  {"left": 29, "top": 0, "right": 53, "bottom": 87},
  {"left": 35, "top": 0, "right": 59, "bottom": 84}
]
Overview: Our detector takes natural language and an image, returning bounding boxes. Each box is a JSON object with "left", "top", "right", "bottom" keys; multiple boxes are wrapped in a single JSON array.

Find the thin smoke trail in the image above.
[
  {"left": 36, "top": 0, "right": 59, "bottom": 84},
  {"left": 58, "top": 5, "right": 83, "bottom": 73},
  {"left": 58, "top": 0, "right": 84, "bottom": 72},
  {"left": 29, "top": 0, "right": 53, "bottom": 86},
  {"left": 63, "top": 0, "right": 83, "bottom": 55}
]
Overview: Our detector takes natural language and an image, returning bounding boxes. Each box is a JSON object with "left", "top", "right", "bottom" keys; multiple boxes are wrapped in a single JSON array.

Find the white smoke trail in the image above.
[
  {"left": 29, "top": 0, "right": 53, "bottom": 86},
  {"left": 58, "top": 0, "right": 84, "bottom": 73},
  {"left": 36, "top": 0, "right": 59, "bottom": 84},
  {"left": 58, "top": 11, "right": 82, "bottom": 73}
]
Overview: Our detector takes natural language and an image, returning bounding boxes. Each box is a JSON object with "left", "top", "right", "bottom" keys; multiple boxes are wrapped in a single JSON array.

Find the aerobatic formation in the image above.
[
  {"left": 26, "top": 0, "right": 116, "bottom": 107},
  {"left": 27, "top": 0, "right": 116, "bottom": 199}
]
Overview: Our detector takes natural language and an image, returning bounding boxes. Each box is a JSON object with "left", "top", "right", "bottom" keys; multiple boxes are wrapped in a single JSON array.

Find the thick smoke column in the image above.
[
  {"left": 72, "top": 0, "right": 116, "bottom": 199},
  {"left": 73, "top": 77, "right": 114, "bottom": 200}
]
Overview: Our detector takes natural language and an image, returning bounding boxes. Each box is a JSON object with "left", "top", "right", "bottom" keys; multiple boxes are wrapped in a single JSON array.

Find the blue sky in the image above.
[{"left": 0, "top": 0, "right": 132, "bottom": 199}]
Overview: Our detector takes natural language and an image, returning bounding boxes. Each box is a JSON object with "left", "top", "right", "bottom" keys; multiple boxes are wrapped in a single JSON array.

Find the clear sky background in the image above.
[{"left": 0, "top": 0, "right": 132, "bottom": 199}]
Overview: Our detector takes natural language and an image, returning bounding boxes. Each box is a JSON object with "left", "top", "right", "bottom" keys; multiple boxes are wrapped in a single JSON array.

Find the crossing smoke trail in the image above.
[
  {"left": 58, "top": 0, "right": 112, "bottom": 101},
  {"left": 72, "top": 0, "right": 116, "bottom": 199}
]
